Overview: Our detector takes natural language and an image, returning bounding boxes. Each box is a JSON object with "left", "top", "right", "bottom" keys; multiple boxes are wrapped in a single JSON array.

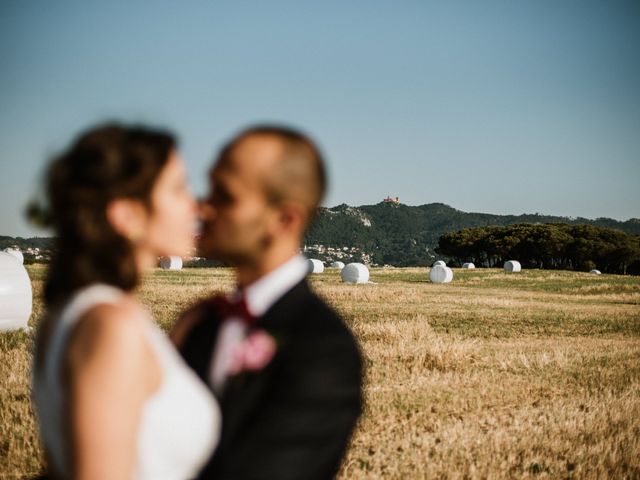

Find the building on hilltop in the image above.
[{"left": 383, "top": 196, "right": 400, "bottom": 205}]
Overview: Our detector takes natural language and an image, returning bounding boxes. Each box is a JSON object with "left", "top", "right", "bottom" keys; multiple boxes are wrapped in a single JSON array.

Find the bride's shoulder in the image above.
[
  {"left": 66, "top": 297, "right": 150, "bottom": 366},
  {"left": 62, "top": 295, "right": 162, "bottom": 399}
]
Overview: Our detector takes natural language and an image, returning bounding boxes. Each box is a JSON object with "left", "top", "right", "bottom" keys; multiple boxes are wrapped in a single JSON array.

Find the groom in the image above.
[{"left": 172, "top": 125, "right": 363, "bottom": 480}]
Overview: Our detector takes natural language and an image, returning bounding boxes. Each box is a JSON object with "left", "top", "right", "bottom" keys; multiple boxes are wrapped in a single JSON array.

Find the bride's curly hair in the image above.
[{"left": 40, "top": 123, "right": 176, "bottom": 309}]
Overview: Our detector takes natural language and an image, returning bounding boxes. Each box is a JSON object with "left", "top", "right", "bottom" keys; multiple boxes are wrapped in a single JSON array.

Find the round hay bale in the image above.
[
  {"left": 429, "top": 265, "right": 453, "bottom": 283},
  {"left": 330, "top": 261, "right": 345, "bottom": 270},
  {"left": 159, "top": 256, "right": 183, "bottom": 270},
  {"left": 590, "top": 269, "right": 601, "bottom": 275},
  {"left": 433, "top": 260, "right": 446, "bottom": 267},
  {"left": 341, "top": 263, "right": 369, "bottom": 284},
  {"left": 504, "top": 260, "right": 521, "bottom": 273},
  {"left": 3, "top": 248, "right": 24, "bottom": 264},
  {"left": 462, "top": 262, "right": 475, "bottom": 269},
  {"left": 0, "top": 252, "right": 32, "bottom": 331},
  {"left": 308, "top": 259, "right": 324, "bottom": 274}
]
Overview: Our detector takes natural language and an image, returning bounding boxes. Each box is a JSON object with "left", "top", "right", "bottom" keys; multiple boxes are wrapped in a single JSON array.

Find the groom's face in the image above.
[{"left": 199, "top": 135, "right": 283, "bottom": 264}]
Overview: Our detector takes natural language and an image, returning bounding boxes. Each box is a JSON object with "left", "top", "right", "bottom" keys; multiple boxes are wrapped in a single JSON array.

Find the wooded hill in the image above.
[{"left": 305, "top": 202, "right": 640, "bottom": 268}]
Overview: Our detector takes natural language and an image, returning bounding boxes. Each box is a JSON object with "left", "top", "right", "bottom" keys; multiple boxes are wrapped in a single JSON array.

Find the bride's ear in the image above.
[{"left": 106, "top": 199, "right": 147, "bottom": 242}]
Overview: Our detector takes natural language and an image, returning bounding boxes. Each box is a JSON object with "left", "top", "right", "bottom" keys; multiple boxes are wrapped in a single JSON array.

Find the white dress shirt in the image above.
[{"left": 209, "top": 255, "right": 309, "bottom": 393}]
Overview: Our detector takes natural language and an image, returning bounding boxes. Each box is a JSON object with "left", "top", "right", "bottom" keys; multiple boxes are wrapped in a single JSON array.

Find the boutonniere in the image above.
[{"left": 227, "top": 329, "right": 277, "bottom": 375}]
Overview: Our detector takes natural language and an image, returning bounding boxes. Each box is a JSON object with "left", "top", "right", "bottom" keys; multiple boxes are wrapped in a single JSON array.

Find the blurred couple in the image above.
[{"left": 32, "top": 123, "right": 363, "bottom": 479}]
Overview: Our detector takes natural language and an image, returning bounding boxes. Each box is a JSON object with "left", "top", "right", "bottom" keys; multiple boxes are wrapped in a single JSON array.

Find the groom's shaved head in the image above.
[{"left": 216, "top": 125, "right": 326, "bottom": 223}]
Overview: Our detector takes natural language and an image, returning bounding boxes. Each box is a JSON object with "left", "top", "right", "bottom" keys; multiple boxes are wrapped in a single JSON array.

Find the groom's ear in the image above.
[
  {"left": 106, "top": 198, "right": 148, "bottom": 240},
  {"left": 274, "top": 201, "right": 306, "bottom": 236}
]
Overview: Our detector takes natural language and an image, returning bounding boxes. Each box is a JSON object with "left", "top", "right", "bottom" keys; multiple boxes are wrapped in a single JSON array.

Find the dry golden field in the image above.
[{"left": 1, "top": 265, "right": 639, "bottom": 479}]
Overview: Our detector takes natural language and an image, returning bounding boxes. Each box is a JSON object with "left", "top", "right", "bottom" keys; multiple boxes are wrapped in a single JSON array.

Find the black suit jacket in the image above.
[{"left": 180, "top": 279, "right": 363, "bottom": 480}]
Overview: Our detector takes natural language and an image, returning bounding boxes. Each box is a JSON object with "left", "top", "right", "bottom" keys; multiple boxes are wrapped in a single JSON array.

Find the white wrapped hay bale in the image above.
[
  {"left": 433, "top": 260, "right": 446, "bottom": 267},
  {"left": 504, "top": 260, "right": 521, "bottom": 273},
  {"left": 330, "top": 261, "right": 345, "bottom": 270},
  {"left": 308, "top": 259, "right": 324, "bottom": 274},
  {"left": 429, "top": 265, "right": 453, "bottom": 283},
  {"left": 0, "top": 251, "right": 32, "bottom": 331},
  {"left": 3, "top": 248, "right": 24, "bottom": 264},
  {"left": 590, "top": 269, "right": 601, "bottom": 275},
  {"left": 462, "top": 262, "right": 475, "bottom": 269},
  {"left": 341, "top": 263, "right": 369, "bottom": 284},
  {"left": 159, "top": 256, "right": 183, "bottom": 270}
]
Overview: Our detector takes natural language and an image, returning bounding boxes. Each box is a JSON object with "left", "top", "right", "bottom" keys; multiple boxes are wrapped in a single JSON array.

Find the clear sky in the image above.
[{"left": 1, "top": 0, "right": 639, "bottom": 237}]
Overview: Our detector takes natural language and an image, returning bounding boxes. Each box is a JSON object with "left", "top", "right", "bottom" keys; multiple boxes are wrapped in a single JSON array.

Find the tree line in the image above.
[{"left": 436, "top": 223, "right": 640, "bottom": 275}]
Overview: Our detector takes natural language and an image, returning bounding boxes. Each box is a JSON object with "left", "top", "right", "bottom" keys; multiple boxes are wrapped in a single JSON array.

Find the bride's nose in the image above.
[{"left": 198, "top": 199, "right": 216, "bottom": 221}]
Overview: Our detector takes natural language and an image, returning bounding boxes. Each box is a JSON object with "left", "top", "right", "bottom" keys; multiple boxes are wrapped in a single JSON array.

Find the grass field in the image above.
[{"left": 1, "top": 265, "right": 639, "bottom": 478}]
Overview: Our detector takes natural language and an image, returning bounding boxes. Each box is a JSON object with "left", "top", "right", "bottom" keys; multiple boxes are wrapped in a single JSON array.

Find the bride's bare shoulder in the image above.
[{"left": 65, "top": 298, "right": 149, "bottom": 366}]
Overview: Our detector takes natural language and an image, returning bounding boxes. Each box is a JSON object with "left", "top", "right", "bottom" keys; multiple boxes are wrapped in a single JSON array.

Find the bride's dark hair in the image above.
[{"left": 42, "top": 123, "right": 176, "bottom": 309}]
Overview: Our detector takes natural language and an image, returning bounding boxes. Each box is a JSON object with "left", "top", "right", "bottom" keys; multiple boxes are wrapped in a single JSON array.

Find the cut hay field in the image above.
[{"left": 1, "top": 266, "right": 639, "bottom": 479}]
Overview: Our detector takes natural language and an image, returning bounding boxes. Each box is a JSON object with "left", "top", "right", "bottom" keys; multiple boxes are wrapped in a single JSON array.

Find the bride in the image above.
[{"left": 32, "top": 123, "right": 220, "bottom": 479}]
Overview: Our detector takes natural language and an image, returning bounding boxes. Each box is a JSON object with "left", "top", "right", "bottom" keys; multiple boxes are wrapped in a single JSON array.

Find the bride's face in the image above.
[{"left": 143, "top": 151, "right": 197, "bottom": 258}]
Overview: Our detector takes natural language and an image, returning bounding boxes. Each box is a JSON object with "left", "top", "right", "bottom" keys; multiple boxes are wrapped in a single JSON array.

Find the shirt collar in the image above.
[{"left": 241, "top": 254, "right": 309, "bottom": 317}]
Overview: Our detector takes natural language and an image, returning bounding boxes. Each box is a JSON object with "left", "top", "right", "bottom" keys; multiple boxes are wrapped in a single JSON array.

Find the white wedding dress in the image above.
[{"left": 33, "top": 284, "right": 220, "bottom": 479}]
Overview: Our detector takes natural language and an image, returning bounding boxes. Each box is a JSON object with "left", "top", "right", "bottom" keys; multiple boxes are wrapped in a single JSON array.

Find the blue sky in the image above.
[{"left": 1, "top": 1, "right": 639, "bottom": 237}]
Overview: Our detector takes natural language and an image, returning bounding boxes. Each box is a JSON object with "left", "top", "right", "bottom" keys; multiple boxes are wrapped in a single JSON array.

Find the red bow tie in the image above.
[{"left": 212, "top": 294, "right": 257, "bottom": 326}]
